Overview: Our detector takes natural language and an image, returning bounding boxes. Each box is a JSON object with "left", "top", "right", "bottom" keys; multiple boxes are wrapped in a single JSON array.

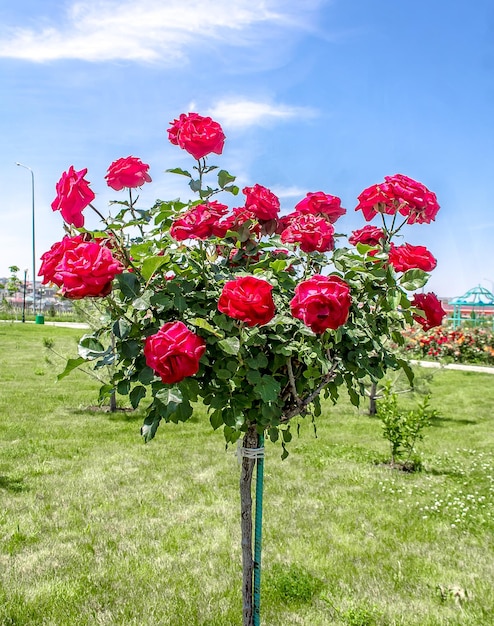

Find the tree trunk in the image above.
[
  {"left": 109, "top": 389, "right": 117, "bottom": 413},
  {"left": 369, "top": 382, "right": 378, "bottom": 416},
  {"left": 240, "top": 423, "right": 258, "bottom": 626}
]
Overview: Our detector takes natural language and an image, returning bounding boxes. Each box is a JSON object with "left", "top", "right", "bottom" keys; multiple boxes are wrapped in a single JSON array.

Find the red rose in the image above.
[
  {"left": 388, "top": 243, "right": 437, "bottom": 272},
  {"left": 39, "top": 236, "right": 124, "bottom": 299},
  {"left": 242, "top": 184, "right": 280, "bottom": 221},
  {"left": 216, "top": 206, "right": 261, "bottom": 240},
  {"left": 290, "top": 274, "right": 351, "bottom": 334},
  {"left": 275, "top": 213, "right": 295, "bottom": 235},
  {"left": 218, "top": 276, "right": 275, "bottom": 326},
  {"left": 167, "top": 112, "right": 225, "bottom": 160},
  {"left": 294, "top": 192, "right": 346, "bottom": 223},
  {"left": 348, "top": 225, "right": 385, "bottom": 246},
  {"left": 144, "top": 321, "right": 206, "bottom": 384},
  {"left": 411, "top": 293, "right": 446, "bottom": 330},
  {"left": 354, "top": 180, "right": 397, "bottom": 221},
  {"left": 355, "top": 174, "right": 439, "bottom": 224},
  {"left": 39, "top": 234, "right": 85, "bottom": 285},
  {"left": 170, "top": 201, "right": 228, "bottom": 241},
  {"left": 280, "top": 213, "right": 335, "bottom": 253},
  {"left": 51, "top": 166, "right": 95, "bottom": 228},
  {"left": 105, "top": 156, "right": 152, "bottom": 191},
  {"left": 387, "top": 174, "right": 440, "bottom": 224}
]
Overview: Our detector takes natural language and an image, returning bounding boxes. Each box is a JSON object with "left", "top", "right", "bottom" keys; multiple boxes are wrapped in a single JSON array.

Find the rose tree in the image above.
[{"left": 40, "top": 112, "right": 445, "bottom": 626}]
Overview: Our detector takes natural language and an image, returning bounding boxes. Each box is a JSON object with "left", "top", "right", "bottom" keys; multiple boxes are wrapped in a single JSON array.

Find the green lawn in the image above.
[{"left": 1, "top": 324, "right": 493, "bottom": 625}]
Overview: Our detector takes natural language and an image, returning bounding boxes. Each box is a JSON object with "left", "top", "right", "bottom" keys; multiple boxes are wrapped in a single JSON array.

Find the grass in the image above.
[{"left": 1, "top": 324, "right": 493, "bottom": 625}]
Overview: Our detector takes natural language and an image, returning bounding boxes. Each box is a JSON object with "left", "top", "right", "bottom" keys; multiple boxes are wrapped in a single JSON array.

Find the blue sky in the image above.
[{"left": 1, "top": 0, "right": 493, "bottom": 297}]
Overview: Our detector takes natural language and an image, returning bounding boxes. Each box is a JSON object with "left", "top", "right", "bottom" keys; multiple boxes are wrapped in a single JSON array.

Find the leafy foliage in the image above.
[
  {"left": 377, "top": 382, "right": 437, "bottom": 465},
  {"left": 44, "top": 124, "right": 442, "bottom": 451}
]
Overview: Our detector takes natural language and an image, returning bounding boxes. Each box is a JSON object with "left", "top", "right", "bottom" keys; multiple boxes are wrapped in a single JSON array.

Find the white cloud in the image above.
[
  {"left": 270, "top": 185, "right": 307, "bottom": 200},
  {"left": 208, "top": 99, "right": 317, "bottom": 128},
  {"left": 0, "top": 0, "right": 325, "bottom": 63}
]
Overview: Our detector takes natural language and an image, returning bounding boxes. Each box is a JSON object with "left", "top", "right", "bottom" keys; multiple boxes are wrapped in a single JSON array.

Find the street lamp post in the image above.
[
  {"left": 22, "top": 268, "right": 28, "bottom": 323},
  {"left": 16, "top": 163, "right": 36, "bottom": 316}
]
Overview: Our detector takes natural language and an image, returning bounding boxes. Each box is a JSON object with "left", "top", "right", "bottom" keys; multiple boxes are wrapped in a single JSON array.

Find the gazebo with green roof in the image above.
[{"left": 450, "top": 285, "right": 494, "bottom": 329}]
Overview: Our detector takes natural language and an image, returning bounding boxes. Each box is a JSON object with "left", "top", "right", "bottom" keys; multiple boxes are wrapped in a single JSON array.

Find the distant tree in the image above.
[{"left": 6, "top": 266, "right": 22, "bottom": 296}]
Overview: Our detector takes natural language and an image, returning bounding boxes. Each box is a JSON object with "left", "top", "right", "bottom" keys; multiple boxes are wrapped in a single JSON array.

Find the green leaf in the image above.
[
  {"left": 210, "top": 410, "right": 223, "bottom": 430},
  {"left": 236, "top": 222, "right": 253, "bottom": 243},
  {"left": 218, "top": 169, "right": 236, "bottom": 188},
  {"left": 246, "top": 353, "right": 268, "bottom": 369},
  {"left": 150, "top": 292, "right": 174, "bottom": 310},
  {"left": 78, "top": 335, "right": 109, "bottom": 359},
  {"left": 116, "top": 272, "right": 141, "bottom": 300},
  {"left": 132, "top": 292, "right": 152, "bottom": 311},
  {"left": 268, "top": 427, "right": 279, "bottom": 443},
  {"left": 270, "top": 259, "right": 287, "bottom": 273},
  {"left": 113, "top": 319, "right": 131, "bottom": 340},
  {"left": 347, "top": 387, "right": 360, "bottom": 407},
  {"left": 117, "top": 380, "right": 130, "bottom": 395},
  {"left": 218, "top": 336, "right": 240, "bottom": 355},
  {"left": 254, "top": 375, "right": 281, "bottom": 403},
  {"left": 138, "top": 366, "right": 156, "bottom": 385},
  {"left": 386, "top": 290, "right": 402, "bottom": 310},
  {"left": 121, "top": 340, "right": 140, "bottom": 359},
  {"left": 98, "top": 384, "right": 114, "bottom": 403},
  {"left": 141, "top": 256, "right": 169, "bottom": 282},
  {"left": 173, "top": 293, "right": 187, "bottom": 313},
  {"left": 172, "top": 400, "right": 193, "bottom": 423},
  {"left": 395, "top": 357, "right": 415, "bottom": 387},
  {"left": 141, "top": 413, "right": 162, "bottom": 443},
  {"left": 216, "top": 369, "right": 232, "bottom": 379},
  {"left": 400, "top": 292, "right": 411, "bottom": 309},
  {"left": 166, "top": 167, "right": 192, "bottom": 178},
  {"left": 189, "top": 179, "right": 201, "bottom": 193},
  {"left": 247, "top": 369, "right": 262, "bottom": 385},
  {"left": 130, "top": 385, "right": 147, "bottom": 409},
  {"left": 189, "top": 317, "right": 224, "bottom": 338},
  {"left": 57, "top": 357, "right": 85, "bottom": 381},
  {"left": 399, "top": 269, "right": 429, "bottom": 291},
  {"left": 93, "top": 352, "right": 117, "bottom": 368},
  {"left": 223, "top": 425, "right": 242, "bottom": 444},
  {"left": 155, "top": 387, "right": 182, "bottom": 415},
  {"left": 356, "top": 242, "right": 378, "bottom": 255}
]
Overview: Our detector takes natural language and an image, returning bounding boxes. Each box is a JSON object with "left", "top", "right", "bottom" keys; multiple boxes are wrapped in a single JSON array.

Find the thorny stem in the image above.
[
  {"left": 196, "top": 158, "right": 207, "bottom": 200},
  {"left": 89, "top": 202, "right": 111, "bottom": 225},
  {"left": 286, "top": 357, "right": 303, "bottom": 408},
  {"left": 128, "top": 188, "right": 146, "bottom": 238},
  {"left": 45, "top": 344, "right": 106, "bottom": 384},
  {"left": 280, "top": 361, "right": 339, "bottom": 423},
  {"left": 302, "top": 254, "right": 312, "bottom": 280},
  {"left": 198, "top": 240, "right": 210, "bottom": 290},
  {"left": 380, "top": 208, "right": 409, "bottom": 240},
  {"left": 88, "top": 203, "right": 140, "bottom": 277}
]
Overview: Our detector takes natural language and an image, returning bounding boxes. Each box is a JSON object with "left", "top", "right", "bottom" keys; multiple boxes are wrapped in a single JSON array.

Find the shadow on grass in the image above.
[
  {"left": 69, "top": 406, "right": 142, "bottom": 422},
  {"left": 0, "top": 475, "right": 27, "bottom": 493},
  {"left": 425, "top": 466, "right": 468, "bottom": 478},
  {"left": 430, "top": 416, "right": 478, "bottom": 427},
  {"left": 107, "top": 410, "right": 143, "bottom": 423}
]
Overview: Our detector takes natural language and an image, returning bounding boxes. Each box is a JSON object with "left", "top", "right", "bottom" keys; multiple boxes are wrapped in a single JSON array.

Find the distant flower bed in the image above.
[{"left": 402, "top": 326, "right": 494, "bottom": 365}]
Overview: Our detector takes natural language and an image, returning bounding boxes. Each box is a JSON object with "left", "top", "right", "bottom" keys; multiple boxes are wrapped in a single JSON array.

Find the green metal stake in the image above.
[{"left": 253, "top": 433, "right": 265, "bottom": 626}]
